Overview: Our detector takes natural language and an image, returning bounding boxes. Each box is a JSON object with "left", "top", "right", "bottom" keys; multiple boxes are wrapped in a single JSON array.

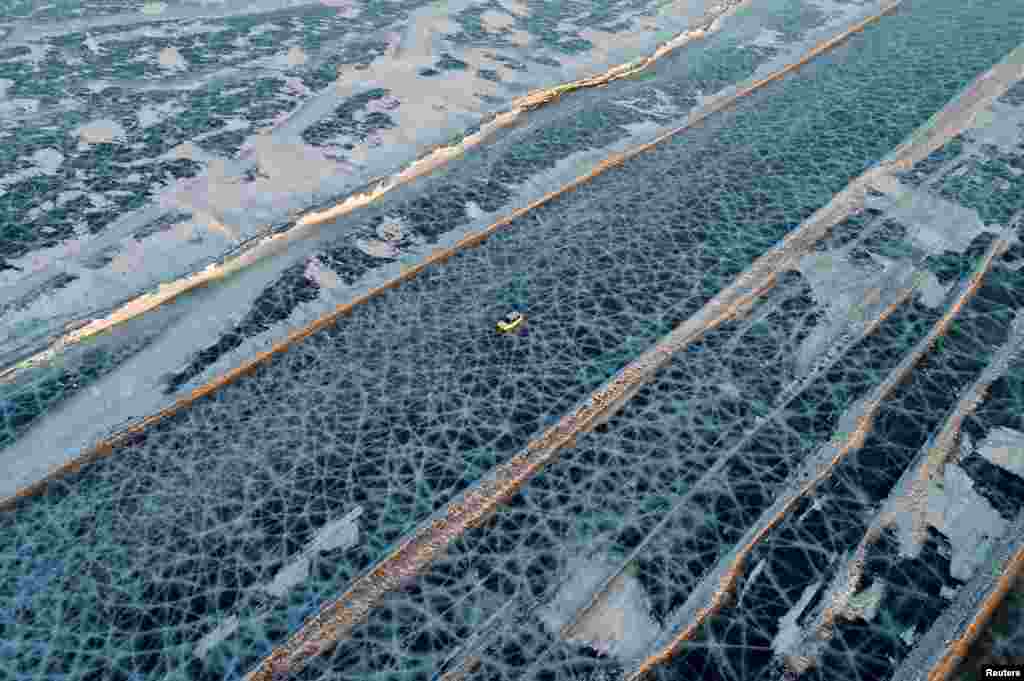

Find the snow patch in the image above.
[
  {"left": 0, "top": 148, "right": 64, "bottom": 193},
  {"left": 924, "top": 465, "right": 1006, "bottom": 581},
  {"left": 84, "top": 33, "right": 102, "bottom": 55},
  {"left": 304, "top": 257, "right": 340, "bottom": 290},
  {"left": 355, "top": 238, "right": 399, "bottom": 259},
  {"left": 193, "top": 614, "right": 239, "bottom": 660},
  {"left": 158, "top": 46, "right": 188, "bottom": 70},
  {"left": 916, "top": 269, "right": 951, "bottom": 308},
  {"left": 320, "top": 0, "right": 359, "bottom": 17},
  {"left": 376, "top": 217, "right": 407, "bottom": 243},
  {"left": 274, "top": 46, "right": 307, "bottom": 69},
  {"left": 772, "top": 580, "right": 821, "bottom": 657},
  {"left": 540, "top": 557, "right": 661, "bottom": 662},
  {"left": 74, "top": 119, "right": 126, "bottom": 145},
  {"left": 308, "top": 506, "right": 363, "bottom": 553},
  {"left": 0, "top": 97, "right": 39, "bottom": 117},
  {"left": 968, "top": 100, "right": 1024, "bottom": 153},
  {"left": 137, "top": 102, "right": 185, "bottom": 128},
  {"left": 480, "top": 9, "right": 516, "bottom": 31},
  {"left": 866, "top": 182, "right": 993, "bottom": 255},
  {"left": 976, "top": 426, "right": 1024, "bottom": 479},
  {"left": 264, "top": 555, "right": 311, "bottom": 598},
  {"left": 749, "top": 27, "right": 785, "bottom": 48},
  {"left": 195, "top": 506, "right": 361, "bottom": 658},
  {"left": 31, "top": 148, "right": 64, "bottom": 174}
]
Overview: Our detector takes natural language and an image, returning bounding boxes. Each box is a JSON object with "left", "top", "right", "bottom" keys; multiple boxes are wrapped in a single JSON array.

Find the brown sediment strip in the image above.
[
  {"left": 623, "top": 234, "right": 1012, "bottom": 681},
  {"left": 0, "top": 0, "right": 754, "bottom": 386},
  {"left": 508, "top": 0, "right": 749, "bottom": 112},
  {"left": 928, "top": 546, "right": 1024, "bottom": 681},
  {"left": 0, "top": 1, "right": 904, "bottom": 514}
]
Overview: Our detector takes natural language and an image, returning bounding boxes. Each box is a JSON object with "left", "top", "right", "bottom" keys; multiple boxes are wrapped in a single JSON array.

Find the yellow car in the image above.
[{"left": 496, "top": 311, "right": 525, "bottom": 334}]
